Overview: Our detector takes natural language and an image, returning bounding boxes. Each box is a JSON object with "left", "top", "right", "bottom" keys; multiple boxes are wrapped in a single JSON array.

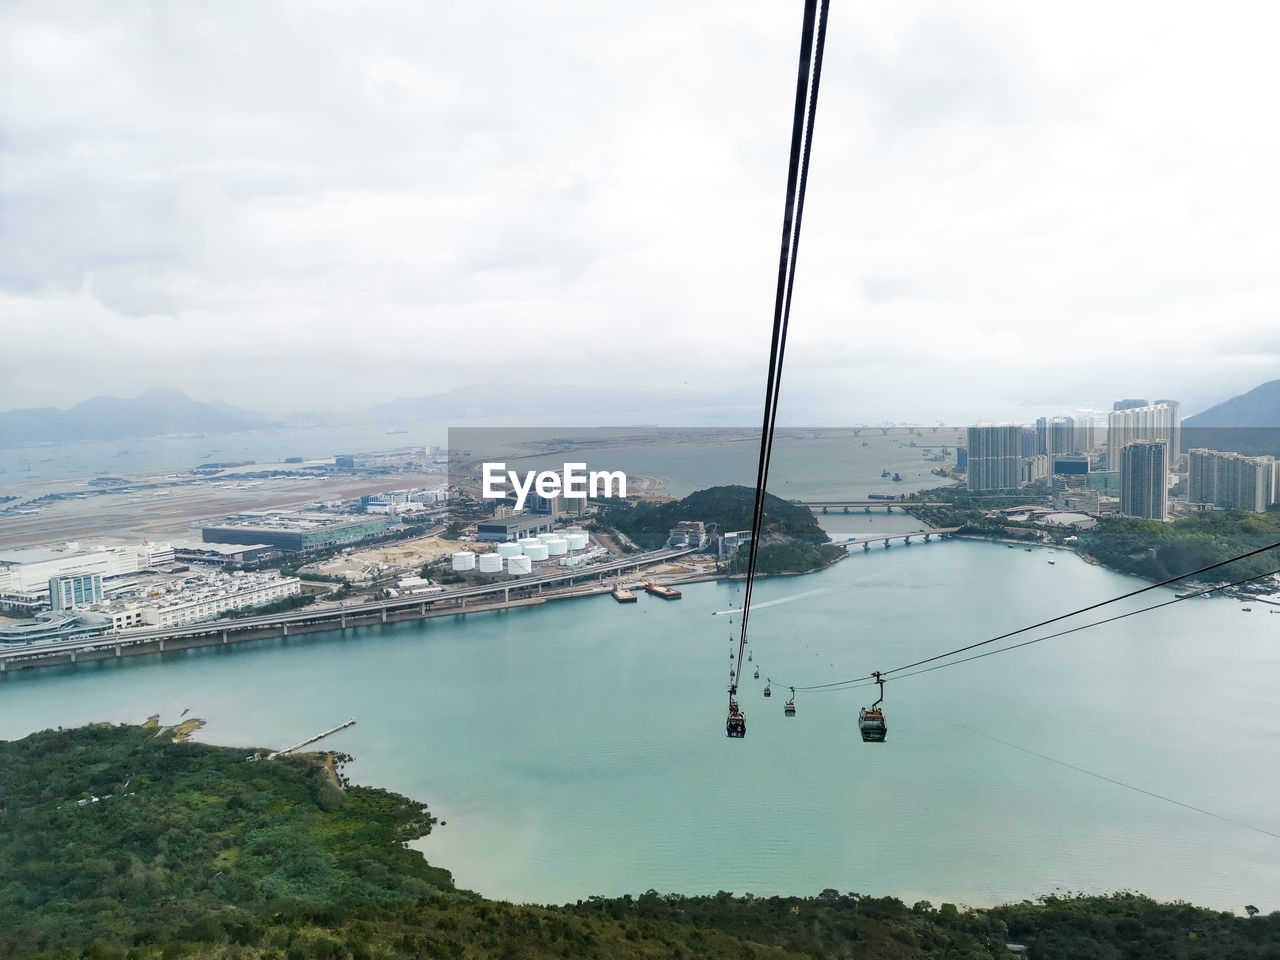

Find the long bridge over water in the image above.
[{"left": 842, "top": 527, "right": 961, "bottom": 550}]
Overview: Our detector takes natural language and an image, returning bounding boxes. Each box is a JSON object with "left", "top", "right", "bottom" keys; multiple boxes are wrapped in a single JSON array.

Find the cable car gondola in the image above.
[
  {"left": 727, "top": 698, "right": 746, "bottom": 738},
  {"left": 784, "top": 688, "right": 796, "bottom": 717},
  {"left": 763, "top": 680, "right": 772, "bottom": 698},
  {"left": 753, "top": 667, "right": 759, "bottom": 679},
  {"left": 859, "top": 672, "right": 887, "bottom": 743}
]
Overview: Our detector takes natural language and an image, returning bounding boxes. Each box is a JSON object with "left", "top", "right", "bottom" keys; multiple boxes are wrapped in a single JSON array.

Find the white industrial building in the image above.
[
  {"left": 114, "top": 572, "right": 302, "bottom": 630},
  {"left": 0, "top": 542, "right": 175, "bottom": 594},
  {"left": 0, "top": 542, "right": 177, "bottom": 612}
]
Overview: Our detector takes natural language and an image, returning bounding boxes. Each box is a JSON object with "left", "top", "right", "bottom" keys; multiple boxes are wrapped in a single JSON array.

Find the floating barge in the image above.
[
  {"left": 644, "top": 582, "right": 682, "bottom": 600},
  {"left": 612, "top": 586, "right": 637, "bottom": 603}
]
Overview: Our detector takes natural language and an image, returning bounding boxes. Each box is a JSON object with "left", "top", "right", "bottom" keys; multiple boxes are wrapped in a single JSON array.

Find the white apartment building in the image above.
[{"left": 1107, "top": 401, "right": 1181, "bottom": 471}]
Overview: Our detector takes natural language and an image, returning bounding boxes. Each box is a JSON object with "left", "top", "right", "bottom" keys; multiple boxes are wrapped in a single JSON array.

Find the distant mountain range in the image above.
[
  {"left": 1182, "top": 379, "right": 1280, "bottom": 457},
  {"left": 0, "top": 390, "right": 275, "bottom": 448},
  {"left": 1184, "top": 379, "right": 1280, "bottom": 428},
  {"left": 6, "top": 378, "right": 1279, "bottom": 452}
]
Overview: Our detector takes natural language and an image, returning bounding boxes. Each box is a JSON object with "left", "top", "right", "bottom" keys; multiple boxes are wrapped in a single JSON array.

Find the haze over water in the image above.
[{"left": 2, "top": 521, "right": 1276, "bottom": 911}]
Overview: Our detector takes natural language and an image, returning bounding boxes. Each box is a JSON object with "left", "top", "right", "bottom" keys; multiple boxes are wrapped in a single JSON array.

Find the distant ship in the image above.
[
  {"left": 891, "top": 473, "right": 902, "bottom": 482},
  {"left": 881, "top": 469, "right": 891, "bottom": 478},
  {"left": 385, "top": 428, "right": 409, "bottom": 435}
]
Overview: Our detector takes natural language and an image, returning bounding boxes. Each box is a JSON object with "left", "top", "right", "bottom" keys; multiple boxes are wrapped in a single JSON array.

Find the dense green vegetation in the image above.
[
  {"left": 906, "top": 483, "right": 1050, "bottom": 538},
  {"left": 3, "top": 724, "right": 1278, "bottom": 959},
  {"left": 0, "top": 723, "right": 455, "bottom": 957},
  {"left": 1076, "top": 511, "right": 1280, "bottom": 584},
  {"left": 989, "top": 892, "right": 1280, "bottom": 958},
  {"left": 222, "top": 594, "right": 317, "bottom": 620},
  {"left": 908, "top": 486, "right": 1280, "bottom": 585},
  {"left": 602, "top": 485, "right": 841, "bottom": 573},
  {"left": 726, "top": 539, "right": 844, "bottom": 575}
]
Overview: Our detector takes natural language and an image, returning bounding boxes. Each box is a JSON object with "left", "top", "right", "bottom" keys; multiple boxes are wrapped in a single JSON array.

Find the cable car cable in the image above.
[
  {"left": 783, "top": 562, "right": 1280, "bottom": 693},
  {"left": 785, "top": 538, "right": 1280, "bottom": 693},
  {"left": 957, "top": 722, "right": 1280, "bottom": 841},
  {"left": 732, "top": 0, "right": 830, "bottom": 712},
  {"left": 889, "top": 565, "right": 1280, "bottom": 683},
  {"left": 737, "top": 0, "right": 826, "bottom": 666}
]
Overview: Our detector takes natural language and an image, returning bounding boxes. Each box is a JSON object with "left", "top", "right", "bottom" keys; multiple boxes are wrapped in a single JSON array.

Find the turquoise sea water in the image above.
[{"left": 2, "top": 530, "right": 1277, "bottom": 911}]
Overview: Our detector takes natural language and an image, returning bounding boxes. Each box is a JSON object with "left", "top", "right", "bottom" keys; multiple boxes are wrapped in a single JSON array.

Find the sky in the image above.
[{"left": 3, "top": 0, "right": 1280, "bottom": 424}]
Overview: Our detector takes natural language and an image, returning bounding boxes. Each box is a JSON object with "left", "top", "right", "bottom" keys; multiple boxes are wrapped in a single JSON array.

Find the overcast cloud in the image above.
[{"left": 3, "top": 0, "right": 1279, "bottom": 423}]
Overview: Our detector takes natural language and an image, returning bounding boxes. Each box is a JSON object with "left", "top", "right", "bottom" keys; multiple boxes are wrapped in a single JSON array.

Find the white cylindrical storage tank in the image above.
[
  {"left": 477, "top": 553, "right": 504, "bottom": 574},
  {"left": 565, "top": 533, "right": 589, "bottom": 551},
  {"left": 517, "top": 538, "right": 539, "bottom": 554},
  {"left": 536, "top": 532, "right": 559, "bottom": 543},
  {"left": 545, "top": 537, "right": 568, "bottom": 556},
  {"left": 451, "top": 551, "right": 476, "bottom": 572},
  {"left": 524, "top": 541, "right": 549, "bottom": 561},
  {"left": 497, "top": 542, "right": 522, "bottom": 558},
  {"left": 507, "top": 555, "right": 532, "bottom": 575},
  {"left": 564, "top": 526, "right": 585, "bottom": 536}
]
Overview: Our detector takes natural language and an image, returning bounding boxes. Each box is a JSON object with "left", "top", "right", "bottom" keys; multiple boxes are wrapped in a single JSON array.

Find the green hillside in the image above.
[
  {"left": 2, "top": 723, "right": 1278, "bottom": 960},
  {"left": 1075, "top": 511, "right": 1280, "bottom": 584},
  {"left": 601, "top": 485, "right": 842, "bottom": 573}
]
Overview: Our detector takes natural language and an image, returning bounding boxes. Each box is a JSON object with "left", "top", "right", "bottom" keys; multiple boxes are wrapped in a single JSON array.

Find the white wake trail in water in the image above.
[{"left": 711, "top": 588, "right": 827, "bottom": 616}]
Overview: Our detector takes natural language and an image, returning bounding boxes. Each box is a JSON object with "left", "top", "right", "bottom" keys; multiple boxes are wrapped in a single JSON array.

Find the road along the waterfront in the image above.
[{"left": 0, "top": 547, "right": 696, "bottom": 674}]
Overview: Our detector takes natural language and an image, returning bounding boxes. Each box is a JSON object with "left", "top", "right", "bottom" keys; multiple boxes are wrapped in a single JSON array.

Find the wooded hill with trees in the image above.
[
  {"left": 2, "top": 723, "right": 1277, "bottom": 959},
  {"left": 601, "top": 485, "right": 843, "bottom": 574}
]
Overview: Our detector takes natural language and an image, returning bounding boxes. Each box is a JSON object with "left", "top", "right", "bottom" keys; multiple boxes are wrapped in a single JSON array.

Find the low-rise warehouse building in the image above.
[
  {"left": 201, "top": 514, "right": 389, "bottom": 552},
  {"left": 475, "top": 516, "right": 556, "bottom": 542}
]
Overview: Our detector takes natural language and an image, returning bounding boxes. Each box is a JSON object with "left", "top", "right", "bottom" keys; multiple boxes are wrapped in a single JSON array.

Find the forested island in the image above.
[
  {"left": 2, "top": 723, "right": 1277, "bottom": 959},
  {"left": 602, "top": 485, "right": 843, "bottom": 574}
]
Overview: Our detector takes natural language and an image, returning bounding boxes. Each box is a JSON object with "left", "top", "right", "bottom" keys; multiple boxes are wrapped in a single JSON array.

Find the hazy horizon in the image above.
[{"left": 5, "top": 1, "right": 1280, "bottom": 423}]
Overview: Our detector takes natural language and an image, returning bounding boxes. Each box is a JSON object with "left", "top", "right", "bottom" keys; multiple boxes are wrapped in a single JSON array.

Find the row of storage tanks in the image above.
[{"left": 451, "top": 528, "right": 590, "bottom": 575}]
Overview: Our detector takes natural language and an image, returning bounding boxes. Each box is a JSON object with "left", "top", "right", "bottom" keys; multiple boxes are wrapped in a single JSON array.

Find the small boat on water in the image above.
[
  {"left": 612, "top": 586, "right": 637, "bottom": 603},
  {"left": 881, "top": 469, "right": 891, "bottom": 478}
]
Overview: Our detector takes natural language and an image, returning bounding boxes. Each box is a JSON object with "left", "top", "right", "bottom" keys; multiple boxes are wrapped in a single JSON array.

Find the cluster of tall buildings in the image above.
[
  {"left": 1188, "top": 449, "right": 1279, "bottom": 512},
  {"left": 966, "top": 398, "right": 1190, "bottom": 522},
  {"left": 1033, "top": 416, "right": 1094, "bottom": 459},
  {"left": 1106, "top": 400, "right": 1180, "bottom": 470}
]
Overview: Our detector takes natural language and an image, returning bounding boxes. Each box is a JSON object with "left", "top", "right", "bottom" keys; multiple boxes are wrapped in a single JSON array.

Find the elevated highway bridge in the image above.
[
  {"left": 842, "top": 527, "right": 961, "bottom": 550},
  {"left": 0, "top": 547, "right": 696, "bottom": 674}
]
